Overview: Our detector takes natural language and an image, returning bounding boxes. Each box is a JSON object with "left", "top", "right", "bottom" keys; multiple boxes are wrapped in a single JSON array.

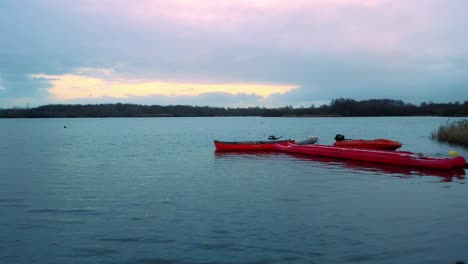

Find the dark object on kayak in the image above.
[
  {"left": 335, "top": 134, "right": 345, "bottom": 141},
  {"left": 268, "top": 135, "right": 283, "bottom": 140},
  {"left": 275, "top": 142, "right": 466, "bottom": 170}
]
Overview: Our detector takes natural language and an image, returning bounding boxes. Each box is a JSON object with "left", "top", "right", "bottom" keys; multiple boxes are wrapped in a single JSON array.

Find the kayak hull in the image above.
[
  {"left": 333, "top": 139, "right": 402, "bottom": 150},
  {"left": 214, "top": 139, "right": 293, "bottom": 151},
  {"left": 275, "top": 143, "right": 466, "bottom": 170}
]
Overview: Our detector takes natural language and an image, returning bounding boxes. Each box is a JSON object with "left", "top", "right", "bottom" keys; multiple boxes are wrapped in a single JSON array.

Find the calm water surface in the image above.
[{"left": 1, "top": 117, "right": 467, "bottom": 263}]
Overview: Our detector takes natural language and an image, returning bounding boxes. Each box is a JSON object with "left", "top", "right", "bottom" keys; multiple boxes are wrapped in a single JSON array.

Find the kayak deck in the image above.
[
  {"left": 275, "top": 143, "right": 466, "bottom": 170},
  {"left": 214, "top": 139, "right": 293, "bottom": 151},
  {"left": 333, "top": 138, "right": 402, "bottom": 150}
]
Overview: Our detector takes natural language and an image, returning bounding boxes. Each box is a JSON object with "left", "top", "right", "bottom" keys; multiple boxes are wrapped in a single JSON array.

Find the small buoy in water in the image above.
[
  {"left": 449, "top": 150, "right": 458, "bottom": 157},
  {"left": 64, "top": 125, "right": 67, "bottom": 128}
]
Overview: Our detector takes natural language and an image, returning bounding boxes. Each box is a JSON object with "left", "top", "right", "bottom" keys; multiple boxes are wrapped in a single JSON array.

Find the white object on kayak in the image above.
[{"left": 295, "top": 136, "right": 319, "bottom": 145}]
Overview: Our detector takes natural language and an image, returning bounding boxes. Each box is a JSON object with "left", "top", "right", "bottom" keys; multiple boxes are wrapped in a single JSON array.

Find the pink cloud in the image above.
[
  {"left": 72, "top": 0, "right": 427, "bottom": 55},
  {"left": 78, "top": 0, "right": 384, "bottom": 21},
  {"left": 36, "top": 0, "right": 464, "bottom": 73}
]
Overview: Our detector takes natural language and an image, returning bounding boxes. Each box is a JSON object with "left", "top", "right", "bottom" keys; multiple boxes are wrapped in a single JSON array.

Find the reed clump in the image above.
[{"left": 432, "top": 119, "right": 468, "bottom": 146}]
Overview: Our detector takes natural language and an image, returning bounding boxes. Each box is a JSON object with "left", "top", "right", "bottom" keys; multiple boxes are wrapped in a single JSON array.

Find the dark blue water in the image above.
[{"left": 1, "top": 117, "right": 467, "bottom": 263}]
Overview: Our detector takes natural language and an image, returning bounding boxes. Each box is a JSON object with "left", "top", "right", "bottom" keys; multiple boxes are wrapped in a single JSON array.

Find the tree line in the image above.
[{"left": 0, "top": 98, "right": 467, "bottom": 118}]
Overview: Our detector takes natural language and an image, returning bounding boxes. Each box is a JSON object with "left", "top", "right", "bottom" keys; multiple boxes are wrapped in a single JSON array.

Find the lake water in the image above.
[{"left": 0, "top": 117, "right": 467, "bottom": 263}]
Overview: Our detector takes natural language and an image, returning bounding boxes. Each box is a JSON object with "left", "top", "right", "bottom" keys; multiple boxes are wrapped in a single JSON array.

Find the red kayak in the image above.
[
  {"left": 275, "top": 142, "right": 466, "bottom": 170},
  {"left": 214, "top": 139, "right": 293, "bottom": 151},
  {"left": 214, "top": 136, "right": 319, "bottom": 151},
  {"left": 333, "top": 139, "right": 402, "bottom": 150}
]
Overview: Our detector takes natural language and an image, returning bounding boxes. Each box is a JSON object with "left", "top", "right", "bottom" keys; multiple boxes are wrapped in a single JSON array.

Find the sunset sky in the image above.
[{"left": 1, "top": 0, "right": 467, "bottom": 108}]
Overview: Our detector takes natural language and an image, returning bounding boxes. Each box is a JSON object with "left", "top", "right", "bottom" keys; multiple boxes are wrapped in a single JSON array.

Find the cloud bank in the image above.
[
  {"left": 31, "top": 68, "right": 297, "bottom": 106},
  {"left": 0, "top": 0, "right": 467, "bottom": 107}
]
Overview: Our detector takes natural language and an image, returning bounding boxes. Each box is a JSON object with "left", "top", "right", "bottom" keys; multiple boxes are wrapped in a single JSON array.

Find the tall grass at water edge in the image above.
[{"left": 432, "top": 119, "right": 468, "bottom": 146}]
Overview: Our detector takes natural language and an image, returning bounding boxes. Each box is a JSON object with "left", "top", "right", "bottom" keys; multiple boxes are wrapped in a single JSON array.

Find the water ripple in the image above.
[
  {"left": 97, "top": 237, "right": 142, "bottom": 243},
  {"left": 71, "top": 247, "right": 120, "bottom": 257},
  {"left": 0, "top": 198, "right": 27, "bottom": 208},
  {"left": 28, "top": 208, "right": 101, "bottom": 215},
  {"left": 95, "top": 235, "right": 176, "bottom": 245},
  {"left": 129, "top": 258, "right": 183, "bottom": 264}
]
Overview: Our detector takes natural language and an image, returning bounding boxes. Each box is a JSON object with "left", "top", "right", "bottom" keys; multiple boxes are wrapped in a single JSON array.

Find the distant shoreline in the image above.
[
  {"left": 1, "top": 114, "right": 467, "bottom": 118},
  {"left": 1, "top": 98, "right": 467, "bottom": 118}
]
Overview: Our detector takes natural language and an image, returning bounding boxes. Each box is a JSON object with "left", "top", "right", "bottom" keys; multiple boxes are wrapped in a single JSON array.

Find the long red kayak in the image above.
[
  {"left": 214, "top": 139, "right": 293, "bottom": 151},
  {"left": 275, "top": 142, "right": 466, "bottom": 170},
  {"left": 333, "top": 139, "right": 402, "bottom": 150}
]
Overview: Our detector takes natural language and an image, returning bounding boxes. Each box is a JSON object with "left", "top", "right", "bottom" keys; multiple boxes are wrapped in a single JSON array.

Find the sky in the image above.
[{"left": 1, "top": 0, "right": 467, "bottom": 108}]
